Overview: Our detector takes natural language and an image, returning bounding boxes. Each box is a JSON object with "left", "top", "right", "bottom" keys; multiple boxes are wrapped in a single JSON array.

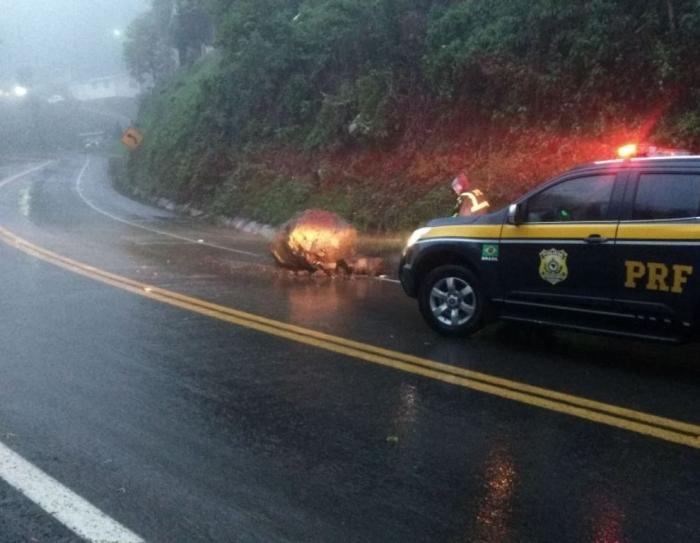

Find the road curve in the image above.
[{"left": 0, "top": 154, "right": 699, "bottom": 542}]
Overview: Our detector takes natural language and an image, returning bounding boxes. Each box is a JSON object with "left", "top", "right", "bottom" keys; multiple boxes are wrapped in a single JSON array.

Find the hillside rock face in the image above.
[{"left": 270, "top": 210, "right": 358, "bottom": 272}]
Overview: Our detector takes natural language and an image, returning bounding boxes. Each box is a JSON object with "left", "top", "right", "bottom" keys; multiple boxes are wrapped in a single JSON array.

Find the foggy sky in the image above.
[{"left": 0, "top": 0, "right": 149, "bottom": 83}]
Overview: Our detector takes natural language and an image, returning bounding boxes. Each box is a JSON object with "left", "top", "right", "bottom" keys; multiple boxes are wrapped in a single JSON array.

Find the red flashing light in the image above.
[
  {"left": 616, "top": 143, "right": 691, "bottom": 160},
  {"left": 617, "top": 144, "right": 638, "bottom": 159}
]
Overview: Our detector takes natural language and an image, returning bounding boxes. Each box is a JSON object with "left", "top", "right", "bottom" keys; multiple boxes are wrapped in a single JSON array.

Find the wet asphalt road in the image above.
[{"left": 0, "top": 154, "right": 699, "bottom": 542}]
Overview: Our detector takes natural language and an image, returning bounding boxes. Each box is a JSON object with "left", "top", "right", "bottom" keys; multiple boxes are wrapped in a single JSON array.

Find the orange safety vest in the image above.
[{"left": 454, "top": 189, "right": 490, "bottom": 217}]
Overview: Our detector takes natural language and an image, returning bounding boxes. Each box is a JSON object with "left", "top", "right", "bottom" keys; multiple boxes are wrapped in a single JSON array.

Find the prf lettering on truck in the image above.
[{"left": 625, "top": 261, "right": 694, "bottom": 294}]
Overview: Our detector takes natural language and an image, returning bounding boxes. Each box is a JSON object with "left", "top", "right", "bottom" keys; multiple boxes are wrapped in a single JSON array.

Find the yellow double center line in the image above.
[{"left": 1, "top": 226, "right": 699, "bottom": 450}]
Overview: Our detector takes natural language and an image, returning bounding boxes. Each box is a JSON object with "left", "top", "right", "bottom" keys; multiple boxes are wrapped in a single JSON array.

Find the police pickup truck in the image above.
[{"left": 399, "top": 148, "right": 700, "bottom": 342}]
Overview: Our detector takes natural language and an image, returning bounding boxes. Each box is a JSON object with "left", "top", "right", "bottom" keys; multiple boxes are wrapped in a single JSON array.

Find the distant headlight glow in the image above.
[{"left": 13, "top": 85, "right": 28, "bottom": 98}]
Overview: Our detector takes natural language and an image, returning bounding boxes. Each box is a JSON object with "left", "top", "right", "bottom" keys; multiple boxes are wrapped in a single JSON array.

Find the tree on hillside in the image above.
[
  {"left": 423, "top": 0, "right": 700, "bottom": 121},
  {"left": 172, "top": 0, "right": 213, "bottom": 66},
  {"left": 124, "top": 11, "right": 176, "bottom": 84},
  {"left": 129, "top": 0, "right": 700, "bottom": 157},
  {"left": 151, "top": 0, "right": 176, "bottom": 33}
]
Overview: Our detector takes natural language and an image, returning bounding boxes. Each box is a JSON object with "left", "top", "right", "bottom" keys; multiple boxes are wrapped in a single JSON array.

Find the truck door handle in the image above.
[{"left": 584, "top": 234, "right": 608, "bottom": 244}]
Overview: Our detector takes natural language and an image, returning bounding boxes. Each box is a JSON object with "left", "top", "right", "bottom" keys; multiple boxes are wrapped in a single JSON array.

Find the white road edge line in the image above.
[
  {"left": 74, "top": 157, "right": 262, "bottom": 258},
  {"left": 0, "top": 160, "right": 54, "bottom": 189},
  {"left": 0, "top": 163, "right": 145, "bottom": 542},
  {"left": 73, "top": 157, "right": 403, "bottom": 283},
  {"left": 0, "top": 441, "right": 144, "bottom": 543},
  {"left": 3, "top": 159, "right": 402, "bottom": 284}
]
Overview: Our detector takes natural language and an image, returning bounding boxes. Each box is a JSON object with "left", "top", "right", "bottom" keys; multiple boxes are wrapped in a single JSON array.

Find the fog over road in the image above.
[
  {"left": 0, "top": 155, "right": 699, "bottom": 542},
  {"left": 0, "top": 0, "right": 147, "bottom": 78}
]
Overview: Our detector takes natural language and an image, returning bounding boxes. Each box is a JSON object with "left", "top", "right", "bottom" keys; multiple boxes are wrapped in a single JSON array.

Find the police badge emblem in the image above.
[{"left": 539, "top": 249, "right": 569, "bottom": 285}]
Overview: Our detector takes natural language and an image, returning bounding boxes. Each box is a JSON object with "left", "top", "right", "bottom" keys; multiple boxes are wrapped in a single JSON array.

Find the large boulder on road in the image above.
[{"left": 271, "top": 210, "right": 358, "bottom": 272}]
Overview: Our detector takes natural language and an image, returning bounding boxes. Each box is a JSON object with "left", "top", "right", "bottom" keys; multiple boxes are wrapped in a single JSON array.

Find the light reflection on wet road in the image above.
[{"left": 0, "top": 155, "right": 699, "bottom": 542}]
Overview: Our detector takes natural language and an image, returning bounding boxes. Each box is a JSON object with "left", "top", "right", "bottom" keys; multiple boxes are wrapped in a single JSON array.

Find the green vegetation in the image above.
[{"left": 120, "top": 0, "right": 700, "bottom": 231}]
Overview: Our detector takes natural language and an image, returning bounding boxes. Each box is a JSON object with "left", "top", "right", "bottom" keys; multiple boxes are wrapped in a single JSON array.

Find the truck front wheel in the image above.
[{"left": 418, "top": 265, "right": 485, "bottom": 337}]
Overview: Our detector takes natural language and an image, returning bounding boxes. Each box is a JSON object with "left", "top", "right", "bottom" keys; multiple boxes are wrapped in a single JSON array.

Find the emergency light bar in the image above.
[{"left": 617, "top": 143, "right": 691, "bottom": 159}]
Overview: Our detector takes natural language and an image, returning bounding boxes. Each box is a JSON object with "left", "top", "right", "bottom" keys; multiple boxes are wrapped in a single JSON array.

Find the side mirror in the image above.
[{"left": 507, "top": 203, "right": 526, "bottom": 226}]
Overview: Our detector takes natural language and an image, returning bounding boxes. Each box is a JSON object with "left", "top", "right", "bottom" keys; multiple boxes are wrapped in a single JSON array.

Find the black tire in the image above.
[{"left": 418, "top": 265, "right": 485, "bottom": 337}]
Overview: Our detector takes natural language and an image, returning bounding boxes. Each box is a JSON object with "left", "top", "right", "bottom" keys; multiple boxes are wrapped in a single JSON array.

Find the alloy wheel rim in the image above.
[{"left": 429, "top": 276, "right": 476, "bottom": 327}]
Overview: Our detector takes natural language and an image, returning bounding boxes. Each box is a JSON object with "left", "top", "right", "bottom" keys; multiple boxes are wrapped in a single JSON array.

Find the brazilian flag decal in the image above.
[{"left": 481, "top": 244, "right": 499, "bottom": 262}]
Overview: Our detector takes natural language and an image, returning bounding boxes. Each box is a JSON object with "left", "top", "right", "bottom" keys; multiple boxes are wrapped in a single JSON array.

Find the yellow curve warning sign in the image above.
[{"left": 121, "top": 127, "right": 144, "bottom": 150}]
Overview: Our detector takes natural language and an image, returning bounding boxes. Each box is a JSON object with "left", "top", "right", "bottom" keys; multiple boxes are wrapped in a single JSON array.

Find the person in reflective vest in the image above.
[{"left": 451, "top": 172, "right": 490, "bottom": 217}]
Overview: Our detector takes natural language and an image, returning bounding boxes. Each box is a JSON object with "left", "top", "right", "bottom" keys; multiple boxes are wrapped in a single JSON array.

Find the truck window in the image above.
[
  {"left": 633, "top": 173, "right": 700, "bottom": 220},
  {"left": 526, "top": 175, "right": 615, "bottom": 223}
]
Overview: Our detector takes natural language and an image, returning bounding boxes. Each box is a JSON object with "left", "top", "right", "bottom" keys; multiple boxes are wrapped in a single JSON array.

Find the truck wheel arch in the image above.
[{"left": 414, "top": 249, "right": 480, "bottom": 287}]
